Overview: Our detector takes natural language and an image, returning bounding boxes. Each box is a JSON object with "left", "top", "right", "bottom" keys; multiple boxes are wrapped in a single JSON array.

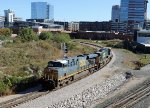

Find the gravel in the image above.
[
  {"left": 14, "top": 73, "right": 127, "bottom": 108},
  {"left": 49, "top": 74, "right": 126, "bottom": 108}
]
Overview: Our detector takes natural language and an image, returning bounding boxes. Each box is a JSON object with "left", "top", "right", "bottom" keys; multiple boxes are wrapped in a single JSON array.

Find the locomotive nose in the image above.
[{"left": 41, "top": 67, "right": 58, "bottom": 90}]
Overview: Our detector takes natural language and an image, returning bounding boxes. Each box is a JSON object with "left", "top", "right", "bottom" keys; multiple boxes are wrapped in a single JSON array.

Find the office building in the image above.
[
  {"left": 54, "top": 21, "right": 69, "bottom": 31},
  {"left": 144, "top": 20, "right": 150, "bottom": 30},
  {"left": 137, "top": 30, "right": 150, "bottom": 45},
  {"left": 31, "top": 2, "right": 54, "bottom": 20},
  {"left": 111, "top": 5, "right": 120, "bottom": 22},
  {"left": 112, "top": 0, "right": 148, "bottom": 34},
  {"left": 79, "top": 21, "right": 111, "bottom": 31},
  {"left": 26, "top": 19, "right": 53, "bottom": 23},
  {"left": 4, "top": 9, "right": 22, "bottom": 27},
  {"left": 0, "top": 16, "right": 5, "bottom": 28},
  {"left": 120, "top": 0, "right": 148, "bottom": 22},
  {"left": 68, "top": 22, "right": 79, "bottom": 31},
  {"left": 13, "top": 17, "right": 22, "bottom": 22},
  {"left": 111, "top": 21, "right": 127, "bottom": 33},
  {"left": 4, "top": 9, "right": 22, "bottom": 23},
  {"left": 4, "top": 9, "right": 15, "bottom": 23}
]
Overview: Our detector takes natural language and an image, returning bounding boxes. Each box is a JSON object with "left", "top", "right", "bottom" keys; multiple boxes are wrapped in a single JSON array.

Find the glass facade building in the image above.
[
  {"left": 120, "top": 0, "right": 129, "bottom": 22},
  {"left": 120, "top": 0, "right": 148, "bottom": 22},
  {"left": 31, "top": 2, "right": 54, "bottom": 20},
  {"left": 111, "top": 5, "right": 120, "bottom": 22}
]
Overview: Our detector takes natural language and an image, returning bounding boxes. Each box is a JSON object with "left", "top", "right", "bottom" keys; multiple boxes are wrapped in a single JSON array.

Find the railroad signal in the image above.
[
  {"left": 61, "top": 43, "right": 68, "bottom": 59},
  {"left": 64, "top": 43, "right": 68, "bottom": 53},
  {"left": 64, "top": 48, "right": 68, "bottom": 53}
]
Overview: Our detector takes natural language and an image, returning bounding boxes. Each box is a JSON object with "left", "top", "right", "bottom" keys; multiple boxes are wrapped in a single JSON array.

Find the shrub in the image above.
[
  {"left": 3, "top": 76, "right": 12, "bottom": 87},
  {"left": 13, "top": 36, "right": 22, "bottom": 43},
  {"left": 39, "top": 32, "right": 53, "bottom": 40},
  {"left": 66, "top": 42, "right": 77, "bottom": 50},
  {"left": 52, "top": 33, "right": 70, "bottom": 43},
  {"left": 14, "top": 76, "right": 38, "bottom": 92},
  {"left": 0, "top": 35, "right": 6, "bottom": 40},
  {"left": 0, "top": 81, "right": 7, "bottom": 95},
  {"left": 0, "top": 28, "right": 11, "bottom": 37},
  {"left": 8, "top": 76, "right": 22, "bottom": 86},
  {"left": 19, "top": 28, "right": 38, "bottom": 42}
]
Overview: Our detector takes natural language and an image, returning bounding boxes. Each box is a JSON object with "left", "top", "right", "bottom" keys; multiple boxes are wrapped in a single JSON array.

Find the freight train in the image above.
[{"left": 41, "top": 45, "right": 113, "bottom": 90}]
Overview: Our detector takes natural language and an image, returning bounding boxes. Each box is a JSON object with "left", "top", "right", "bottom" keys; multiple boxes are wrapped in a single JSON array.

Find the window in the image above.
[
  {"left": 138, "top": 33, "right": 150, "bottom": 37},
  {"left": 48, "top": 61, "right": 63, "bottom": 67}
]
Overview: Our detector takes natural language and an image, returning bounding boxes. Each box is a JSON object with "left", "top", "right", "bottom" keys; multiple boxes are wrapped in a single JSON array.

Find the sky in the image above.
[{"left": 0, "top": 0, "right": 150, "bottom": 22}]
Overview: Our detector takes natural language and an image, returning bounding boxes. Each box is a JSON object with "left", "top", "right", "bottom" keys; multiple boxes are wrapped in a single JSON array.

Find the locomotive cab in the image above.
[
  {"left": 41, "top": 60, "right": 68, "bottom": 90},
  {"left": 41, "top": 61, "right": 65, "bottom": 90},
  {"left": 42, "top": 67, "right": 58, "bottom": 90}
]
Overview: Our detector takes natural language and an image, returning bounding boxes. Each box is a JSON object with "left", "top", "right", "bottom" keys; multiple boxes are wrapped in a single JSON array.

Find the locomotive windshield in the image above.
[{"left": 48, "top": 61, "right": 63, "bottom": 67}]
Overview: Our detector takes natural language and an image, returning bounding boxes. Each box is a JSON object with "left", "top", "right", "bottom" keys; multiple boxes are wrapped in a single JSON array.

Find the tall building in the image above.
[
  {"left": 4, "top": 9, "right": 15, "bottom": 23},
  {"left": 4, "top": 9, "right": 22, "bottom": 27},
  {"left": 111, "top": 5, "right": 120, "bottom": 22},
  {"left": 120, "top": 0, "right": 148, "bottom": 22},
  {"left": 0, "top": 16, "right": 5, "bottom": 28},
  {"left": 31, "top": 2, "right": 54, "bottom": 20},
  {"left": 114, "top": 0, "right": 149, "bottom": 33}
]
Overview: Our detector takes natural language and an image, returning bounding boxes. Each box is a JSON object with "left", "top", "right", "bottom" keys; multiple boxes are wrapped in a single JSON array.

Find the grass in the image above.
[
  {"left": 0, "top": 39, "right": 95, "bottom": 95},
  {"left": 0, "top": 40, "right": 94, "bottom": 76},
  {"left": 119, "top": 48, "right": 150, "bottom": 69},
  {"left": 76, "top": 39, "right": 150, "bottom": 69},
  {"left": 1, "top": 38, "right": 149, "bottom": 95}
]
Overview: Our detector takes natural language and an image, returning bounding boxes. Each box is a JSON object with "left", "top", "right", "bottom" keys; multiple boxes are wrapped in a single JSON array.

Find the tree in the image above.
[
  {"left": 19, "top": 28, "right": 38, "bottom": 42},
  {"left": 52, "top": 33, "right": 71, "bottom": 43},
  {"left": 39, "top": 32, "right": 53, "bottom": 40},
  {"left": 0, "top": 28, "right": 11, "bottom": 37}
]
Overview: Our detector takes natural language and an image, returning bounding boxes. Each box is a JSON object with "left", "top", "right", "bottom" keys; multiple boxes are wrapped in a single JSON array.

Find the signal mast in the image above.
[{"left": 61, "top": 43, "right": 68, "bottom": 59}]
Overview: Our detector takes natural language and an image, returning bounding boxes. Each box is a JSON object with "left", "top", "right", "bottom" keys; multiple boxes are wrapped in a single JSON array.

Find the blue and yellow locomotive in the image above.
[{"left": 41, "top": 47, "right": 112, "bottom": 90}]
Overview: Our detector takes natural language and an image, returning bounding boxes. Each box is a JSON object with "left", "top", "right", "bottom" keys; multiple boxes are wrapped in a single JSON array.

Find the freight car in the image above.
[{"left": 41, "top": 47, "right": 112, "bottom": 90}]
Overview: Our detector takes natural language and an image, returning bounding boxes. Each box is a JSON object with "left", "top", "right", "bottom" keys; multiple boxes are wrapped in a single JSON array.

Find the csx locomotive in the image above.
[{"left": 41, "top": 47, "right": 112, "bottom": 90}]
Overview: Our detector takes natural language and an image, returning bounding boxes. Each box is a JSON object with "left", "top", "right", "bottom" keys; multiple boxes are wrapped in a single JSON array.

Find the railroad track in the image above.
[
  {"left": 0, "top": 69, "right": 107, "bottom": 108},
  {"left": 106, "top": 82, "right": 150, "bottom": 108},
  {"left": 82, "top": 41, "right": 150, "bottom": 108},
  {"left": 0, "top": 91, "right": 50, "bottom": 108},
  {"left": 0, "top": 42, "right": 112, "bottom": 108},
  {"left": 79, "top": 41, "right": 103, "bottom": 49}
]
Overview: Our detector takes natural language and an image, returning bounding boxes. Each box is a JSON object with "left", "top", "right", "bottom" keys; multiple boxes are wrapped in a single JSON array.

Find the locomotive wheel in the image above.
[
  {"left": 44, "top": 80, "right": 55, "bottom": 90},
  {"left": 89, "top": 68, "right": 94, "bottom": 74},
  {"left": 70, "top": 76, "right": 74, "bottom": 81},
  {"left": 49, "top": 80, "right": 55, "bottom": 90}
]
